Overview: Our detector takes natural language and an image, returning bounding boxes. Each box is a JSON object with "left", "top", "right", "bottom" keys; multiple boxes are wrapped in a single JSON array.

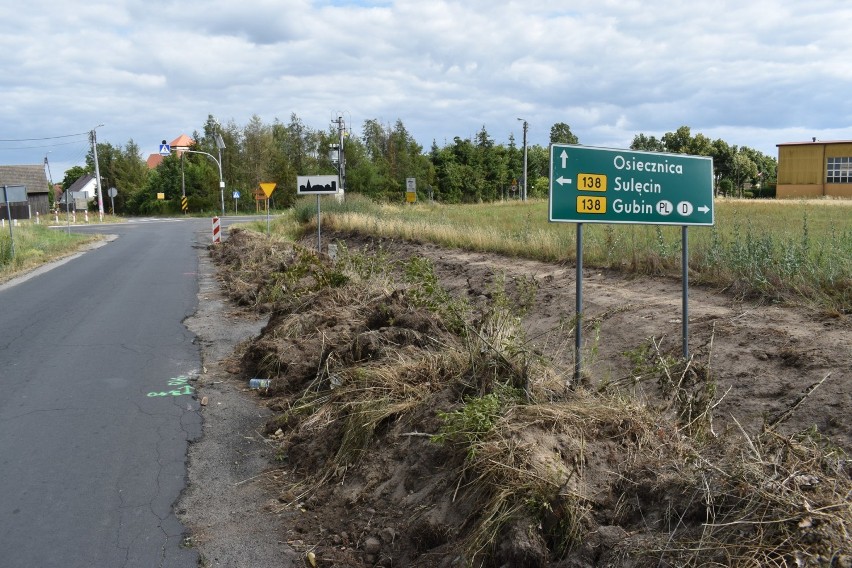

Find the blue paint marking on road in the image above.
[{"left": 147, "top": 375, "right": 195, "bottom": 397}]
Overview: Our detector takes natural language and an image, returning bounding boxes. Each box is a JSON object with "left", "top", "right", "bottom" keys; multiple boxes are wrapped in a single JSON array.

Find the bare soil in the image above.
[
  {"left": 313, "top": 231, "right": 851, "bottom": 451},
  {"left": 183, "top": 229, "right": 851, "bottom": 568}
]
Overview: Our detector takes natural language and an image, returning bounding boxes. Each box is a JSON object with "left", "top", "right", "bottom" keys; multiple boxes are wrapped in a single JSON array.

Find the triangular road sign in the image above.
[{"left": 259, "top": 182, "right": 276, "bottom": 198}]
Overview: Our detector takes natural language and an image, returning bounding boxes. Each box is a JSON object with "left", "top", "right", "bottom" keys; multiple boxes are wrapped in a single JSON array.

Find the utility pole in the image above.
[
  {"left": 518, "top": 118, "right": 529, "bottom": 201},
  {"left": 333, "top": 115, "right": 346, "bottom": 198},
  {"left": 91, "top": 125, "right": 105, "bottom": 220},
  {"left": 44, "top": 154, "right": 53, "bottom": 187}
]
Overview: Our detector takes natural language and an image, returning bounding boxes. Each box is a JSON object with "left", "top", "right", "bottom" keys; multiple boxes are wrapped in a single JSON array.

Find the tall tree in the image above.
[
  {"left": 631, "top": 133, "right": 665, "bottom": 152},
  {"left": 662, "top": 126, "right": 693, "bottom": 154},
  {"left": 549, "top": 122, "right": 579, "bottom": 145}
]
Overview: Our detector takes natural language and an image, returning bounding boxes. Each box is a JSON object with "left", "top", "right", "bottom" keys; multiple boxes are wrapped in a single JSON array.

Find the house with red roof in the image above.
[{"left": 146, "top": 134, "right": 195, "bottom": 168}]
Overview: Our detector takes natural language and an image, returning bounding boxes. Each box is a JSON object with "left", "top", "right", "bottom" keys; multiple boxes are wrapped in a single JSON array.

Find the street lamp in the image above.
[
  {"left": 214, "top": 134, "right": 226, "bottom": 215},
  {"left": 182, "top": 149, "right": 224, "bottom": 215},
  {"left": 517, "top": 118, "right": 528, "bottom": 201}
]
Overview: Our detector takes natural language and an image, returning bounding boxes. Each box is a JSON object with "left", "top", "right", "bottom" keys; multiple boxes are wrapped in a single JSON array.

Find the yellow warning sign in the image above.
[{"left": 259, "top": 182, "right": 277, "bottom": 198}]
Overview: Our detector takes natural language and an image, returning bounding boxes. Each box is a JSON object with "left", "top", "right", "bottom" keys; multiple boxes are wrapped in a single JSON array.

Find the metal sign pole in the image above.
[
  {"left": 574, "top": 222, "right": 583, "bottom": 384},
  {"left": 2, "top": 186, "right": 15, "bottom": 258},
  {"left": 316, "top": 195, "right": 322, "bottom": 252},
  {"left": 682, "top": 226, "right": 689, "bottom": 359}
]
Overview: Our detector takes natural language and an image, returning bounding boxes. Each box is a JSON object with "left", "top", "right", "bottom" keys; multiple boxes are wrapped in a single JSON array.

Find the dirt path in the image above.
[{"left": 179, "top": 249, "right": 302, "bottom": 568}]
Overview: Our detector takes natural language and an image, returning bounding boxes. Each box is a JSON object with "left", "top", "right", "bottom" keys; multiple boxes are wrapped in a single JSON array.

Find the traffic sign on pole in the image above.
[
  {"left": 549, "top": 145, "right": 714, "bottom": 226},
  {"left": 259, "top": 182, "right": 276, "bottom": 198},
  {"left": 296, "top": 176, "right": 339, "bottom": 195},
  {"left": 406, "top": 177, "right": 416, "bottom": 203}
]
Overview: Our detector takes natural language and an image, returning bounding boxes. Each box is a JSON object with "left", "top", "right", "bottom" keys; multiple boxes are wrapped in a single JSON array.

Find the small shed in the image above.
[{"left": 0, "top": 165, "right": 51, "bottom": 218}]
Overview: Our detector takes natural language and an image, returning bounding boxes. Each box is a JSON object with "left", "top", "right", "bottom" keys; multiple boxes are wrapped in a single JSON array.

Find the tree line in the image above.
[{"left": 64, "top": 115, "right": 777, "bottom": 214}]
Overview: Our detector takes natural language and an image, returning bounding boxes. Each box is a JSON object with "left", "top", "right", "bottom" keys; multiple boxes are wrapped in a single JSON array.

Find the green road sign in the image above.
[{"left": 549, "top": 145, "right": 714, "bottom": 226}]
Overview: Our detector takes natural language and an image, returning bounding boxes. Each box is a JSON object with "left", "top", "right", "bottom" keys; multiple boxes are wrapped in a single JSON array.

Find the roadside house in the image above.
[
  {"left": 65, "top": 173, "right": 98, "bottom": 200},
  {"left": 0, "top": 164, "right": 51, "bottom": 218}
]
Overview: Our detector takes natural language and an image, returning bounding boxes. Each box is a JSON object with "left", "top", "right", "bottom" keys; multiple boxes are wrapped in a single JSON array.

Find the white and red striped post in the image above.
[{"left": 212, "top": 216, "right": 221, "bottom": 243}]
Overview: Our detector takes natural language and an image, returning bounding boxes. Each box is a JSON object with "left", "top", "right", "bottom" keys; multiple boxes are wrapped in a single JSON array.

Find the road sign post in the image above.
[
  {"left": 259, "top": 183, "right": 276, "bottom": 236},
  {"left": 296, "top": 176, "right": 340, "bottom": 251},
  {"left": 2, "top": 185, "right": 26, "bottom": 258},
  {"left": 406, "top": 177, "right": 416, "bottom": 204},
  {"left": 548, "top": 145, "right": 714, "bottom": 381}
]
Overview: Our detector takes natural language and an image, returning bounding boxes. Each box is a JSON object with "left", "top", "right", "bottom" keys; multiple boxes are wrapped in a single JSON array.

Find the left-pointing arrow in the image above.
[{"left": 556, "top": 176, "right": 573, "bottom": 186}]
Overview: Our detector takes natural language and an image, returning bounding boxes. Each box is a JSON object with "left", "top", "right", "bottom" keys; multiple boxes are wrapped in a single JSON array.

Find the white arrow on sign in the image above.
[
  {"left": 698, "top": 205, "right": 710, "bottom": 214},
  {"left": 560, "top": 150, "right": 569, "bottom": 169},
  {"left": 556, "top": 176, "right": 573, "bottom": 187}
]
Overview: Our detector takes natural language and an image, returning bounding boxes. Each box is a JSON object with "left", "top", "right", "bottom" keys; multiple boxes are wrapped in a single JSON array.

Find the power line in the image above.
[
  {"left": 0, "top": 131, "right": 91, "bottom": 142},
  {"left": 0, "top": 139, "right": 88, "bottom": 151}
]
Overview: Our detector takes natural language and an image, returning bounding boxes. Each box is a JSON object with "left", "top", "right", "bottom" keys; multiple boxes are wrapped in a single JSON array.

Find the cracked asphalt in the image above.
[{"left": 0, "top": 218, "right": 230, "bottom": 567}]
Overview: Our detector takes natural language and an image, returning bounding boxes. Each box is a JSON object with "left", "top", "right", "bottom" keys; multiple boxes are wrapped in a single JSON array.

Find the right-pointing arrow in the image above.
[{"left": 698, "top": 205, "right": 710, "bottom": 214}]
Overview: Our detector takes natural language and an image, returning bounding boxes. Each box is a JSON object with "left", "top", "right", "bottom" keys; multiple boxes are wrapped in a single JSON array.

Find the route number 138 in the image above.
[
  {"left": 577, "top": 173, "right": 607, "bottom": 192},
  {"left": 576, "top": 196, "right": 607, "bottom": 214}
]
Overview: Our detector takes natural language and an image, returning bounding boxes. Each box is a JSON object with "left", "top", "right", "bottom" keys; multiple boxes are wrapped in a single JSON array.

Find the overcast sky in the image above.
[{"left": 2, "top": 0, "right": 851, "bottom": 181}]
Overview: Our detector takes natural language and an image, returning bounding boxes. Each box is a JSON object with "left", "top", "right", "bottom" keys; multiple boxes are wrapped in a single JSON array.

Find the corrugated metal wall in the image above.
[{"left": 777, "top": 145, "right": 824, "bottom": 185}]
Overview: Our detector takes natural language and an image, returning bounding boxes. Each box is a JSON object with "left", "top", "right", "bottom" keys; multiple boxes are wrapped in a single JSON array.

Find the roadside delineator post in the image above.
[{"left": 212, "top": 216, "right": 221, "bottom": 243}]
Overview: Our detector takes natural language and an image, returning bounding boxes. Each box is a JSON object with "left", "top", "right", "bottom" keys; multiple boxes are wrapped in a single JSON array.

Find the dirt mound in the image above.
[{"left": 209, "top": 228, "right": 851, "bottom": 567}]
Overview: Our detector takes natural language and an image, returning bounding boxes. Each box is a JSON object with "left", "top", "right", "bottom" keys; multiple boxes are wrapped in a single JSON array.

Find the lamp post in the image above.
[
  {"left": 182, "top": 149, "right": 223, "bottom": 215},
  {"left": 214, "top": 134, "right": 226, "bottom": 215},
  {"left": 517, "top": 118, "right": 528, "bottom": 201}
]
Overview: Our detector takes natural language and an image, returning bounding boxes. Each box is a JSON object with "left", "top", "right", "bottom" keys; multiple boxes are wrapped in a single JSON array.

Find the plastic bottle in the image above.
[{"left": 249, "top": 378, "right": 271, "bottom": 389}]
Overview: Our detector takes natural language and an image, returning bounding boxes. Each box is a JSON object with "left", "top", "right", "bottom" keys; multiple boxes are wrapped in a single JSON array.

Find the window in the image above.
[{"left": 827, "top": 157, "right": 852, "bottom": 183}]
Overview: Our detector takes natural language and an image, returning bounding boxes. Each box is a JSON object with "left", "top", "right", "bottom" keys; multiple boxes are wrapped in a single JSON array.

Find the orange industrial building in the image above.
[{"left": 776, "top": 140, "right": 852, "bottom": 199}]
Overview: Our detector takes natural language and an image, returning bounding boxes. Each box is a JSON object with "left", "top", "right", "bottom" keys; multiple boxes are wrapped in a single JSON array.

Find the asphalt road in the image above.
[{"left": 0, "top": 217, "right": 245, "bottom": 567}]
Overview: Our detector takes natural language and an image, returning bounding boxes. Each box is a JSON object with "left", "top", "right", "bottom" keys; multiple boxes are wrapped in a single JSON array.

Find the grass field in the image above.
[
  {"left": 0, "top": 222, "right": 100, "bottom": 282},
  {"left": 284, "top": 195, "right": 852, "bottom": 313}
]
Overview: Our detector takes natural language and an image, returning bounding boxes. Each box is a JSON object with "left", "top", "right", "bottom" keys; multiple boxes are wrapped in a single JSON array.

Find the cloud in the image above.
[{"left": 2, "top": 0, "right": 851, "bottom": 179}]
